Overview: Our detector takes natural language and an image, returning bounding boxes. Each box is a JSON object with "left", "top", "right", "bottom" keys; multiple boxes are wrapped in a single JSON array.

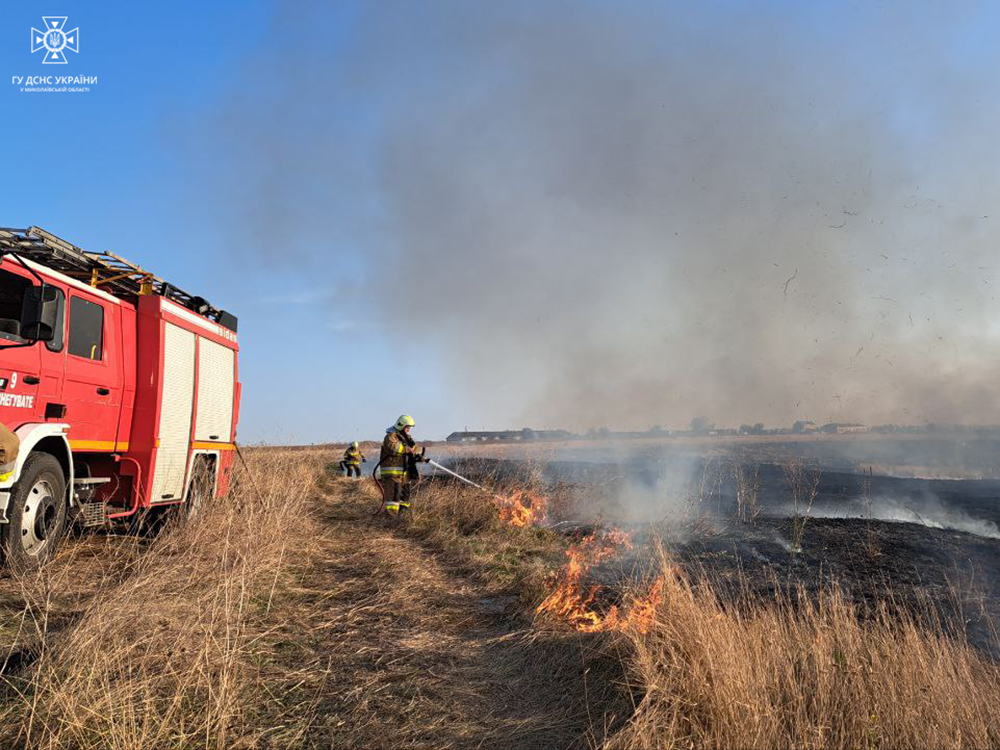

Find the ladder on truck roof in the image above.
[{"left": 0, "top": 226, "right": 237, "bottom": 332}]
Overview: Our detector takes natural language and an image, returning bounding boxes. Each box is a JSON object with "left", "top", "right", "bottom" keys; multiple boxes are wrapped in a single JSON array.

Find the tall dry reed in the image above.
[{"left": 608, "top": 548, "right": 1000, "bottom": 750}]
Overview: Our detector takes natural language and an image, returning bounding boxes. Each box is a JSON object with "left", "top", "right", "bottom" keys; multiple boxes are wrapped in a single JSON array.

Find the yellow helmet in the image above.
[
  {"left": 351, "top": 441, "right": 359, "bottom": 448},
  {"left": 394, "top": 414, "right": 415, "bottom": 431}
]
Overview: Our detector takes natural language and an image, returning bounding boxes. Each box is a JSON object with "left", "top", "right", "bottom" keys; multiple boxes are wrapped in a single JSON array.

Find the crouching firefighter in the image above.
[
  {"left": 342, "top": 441, "right": 366, "bottom": 479},
  {"left": 379, "top": 415, "right": 426, "bottom": 516}
]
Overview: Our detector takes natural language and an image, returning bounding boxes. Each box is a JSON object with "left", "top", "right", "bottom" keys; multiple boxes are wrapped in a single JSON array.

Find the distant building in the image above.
[
  {"left": 445, "top": 431, "right": 522, "bottom": 443},
  {"left": 445, "top": 428, "right": 574, "bottom": 443},
  {"left": 792, "top": 420, "right": 817, "bottom": 434},
  {"left": 818, "top": 422, "right": 868, "bottom": 434}
]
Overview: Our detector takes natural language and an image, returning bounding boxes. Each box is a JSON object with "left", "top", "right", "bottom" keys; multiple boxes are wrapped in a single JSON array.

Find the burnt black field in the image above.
[{"left": 440, "top": 450, "right": 1000, "bottom": 657}]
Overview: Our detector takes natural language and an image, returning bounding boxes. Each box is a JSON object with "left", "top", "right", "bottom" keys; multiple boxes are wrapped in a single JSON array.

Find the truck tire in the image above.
[
  {"left": 185, "top": 459, "right": 215, "bottom": 521},
  {"left": 2, "top": 453, "right": 67, "bottom": 571}
]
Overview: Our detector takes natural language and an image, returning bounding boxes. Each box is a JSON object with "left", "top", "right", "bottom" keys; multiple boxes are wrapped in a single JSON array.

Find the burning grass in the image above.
[
  {"left": 536, "top": 529, "right": 631, "bottom": 625},
  {"left": 413, "top": 466, "right": 1000, "bottom": 748},
  {"left": 535, "top": 528, "right": 659, "bottom": 634},
  {"left": 495, "top": 488, "right": 550, "bottom": 527}
]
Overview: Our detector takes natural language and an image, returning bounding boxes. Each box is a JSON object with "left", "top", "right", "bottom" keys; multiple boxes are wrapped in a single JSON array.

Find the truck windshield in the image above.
[{"left": 0, "top": 269, "right": 30, "bottom": 343}]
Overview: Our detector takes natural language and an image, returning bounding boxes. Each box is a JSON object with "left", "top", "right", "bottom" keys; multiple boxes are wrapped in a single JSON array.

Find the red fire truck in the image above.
[{"left": 0, "top": 226, "right": 240, "bottom": 568}]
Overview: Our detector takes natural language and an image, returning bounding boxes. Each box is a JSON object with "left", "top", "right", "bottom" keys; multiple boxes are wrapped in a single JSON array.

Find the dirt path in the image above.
[{"left": 258, "top": 479, "right": 623, "bottom": 750}]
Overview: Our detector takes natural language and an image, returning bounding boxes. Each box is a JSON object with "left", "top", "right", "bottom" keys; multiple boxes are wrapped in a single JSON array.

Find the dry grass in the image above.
[
  {"left": 608, "top": 547, "right": 1000, "bottom": 750},
  {"left": 406, "top": 477, "right": 567, "bottom": 608},
  {"left": 0, "top": 449, "right": 321, "bottom": 749},
  {"left": 0, "top": 449, "right": 994, "bottom": 749}
]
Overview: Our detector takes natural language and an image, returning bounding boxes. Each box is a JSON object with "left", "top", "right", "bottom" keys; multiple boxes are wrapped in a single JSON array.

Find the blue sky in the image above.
[
  {"left": 0, "top": 0, "right": 460, "bottom": 443},
  {"left": 3, "top": 1, "right": 1000, "bottom": 441}
]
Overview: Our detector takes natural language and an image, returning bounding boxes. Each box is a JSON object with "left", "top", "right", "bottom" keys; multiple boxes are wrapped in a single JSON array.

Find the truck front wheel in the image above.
[{"left": 2, "top": 453, "right": 67, "bottom": 571}]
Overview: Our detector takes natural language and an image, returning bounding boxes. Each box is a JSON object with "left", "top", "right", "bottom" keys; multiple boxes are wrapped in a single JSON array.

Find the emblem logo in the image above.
[{"left": 31, "top": 17, "right": 79, "bottom": 64}]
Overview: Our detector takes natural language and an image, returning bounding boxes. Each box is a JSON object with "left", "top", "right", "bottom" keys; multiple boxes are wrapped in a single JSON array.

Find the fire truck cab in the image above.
[{"left": 0, "top": 226, "right": 240, "bottom": 569}]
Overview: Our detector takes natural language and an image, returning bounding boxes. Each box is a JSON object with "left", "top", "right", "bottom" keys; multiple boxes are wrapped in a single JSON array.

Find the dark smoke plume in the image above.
[{"left": 205, "top": 0, "right": 1000, "bottom": 432}]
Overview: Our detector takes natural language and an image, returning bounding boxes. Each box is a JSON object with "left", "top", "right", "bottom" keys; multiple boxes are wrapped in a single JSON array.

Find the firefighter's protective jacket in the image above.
[
  {"left": 0, "top": 422, "right": 18, "bottom": 478},
  {"left": 380, "top": 429, "right": 416, "bottom": 483},
  {"left": 343, "top": 446, "right": 364, "bottom": 466}
]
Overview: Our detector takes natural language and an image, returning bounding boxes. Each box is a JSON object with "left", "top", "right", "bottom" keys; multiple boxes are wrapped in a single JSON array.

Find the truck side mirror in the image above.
[
  {"left": 20, "top": 285, "right": 60, "bottom": 343},
  {"left": 20, "top": 321, "right": 54, "bottom": 342}
]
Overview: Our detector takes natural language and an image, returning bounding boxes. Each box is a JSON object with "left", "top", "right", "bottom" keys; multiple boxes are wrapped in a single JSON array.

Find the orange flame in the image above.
[
  {"left": 496, "top": 489, "right": 549, "bottom": 527},
  {"left": 490, "top": 486, "right": 662, "bottom": 632},
  {"left": 536, "top": 529, "right": 662, "bottom": 633},
  {"left": 618, "top": 578, "right": 663, "bottom": 634}
]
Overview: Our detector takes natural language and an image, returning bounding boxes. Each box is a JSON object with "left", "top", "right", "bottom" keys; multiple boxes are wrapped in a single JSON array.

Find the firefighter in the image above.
[
  {"left": 0, "top": 423, "right": 18, "bottom": 482},
  {"left": 379, "top": 414, "right": 425, "bottom": 516},
  {"left": 341, "top": 441, "right": 366, "bottom": 479}
]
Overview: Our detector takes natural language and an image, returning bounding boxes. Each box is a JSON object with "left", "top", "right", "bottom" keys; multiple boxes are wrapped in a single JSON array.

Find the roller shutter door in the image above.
[
  {"left": 195, "top": 338, "right": 235, "bottom": 441},
  {"left": 150, "top": 324, "right": 195, "bottom": 502}
]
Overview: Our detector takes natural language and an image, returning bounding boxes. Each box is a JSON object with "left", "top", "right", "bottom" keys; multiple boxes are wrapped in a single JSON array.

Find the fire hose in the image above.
[{"left": 371, "top": 458, "right": 385, "bottom": 515}]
